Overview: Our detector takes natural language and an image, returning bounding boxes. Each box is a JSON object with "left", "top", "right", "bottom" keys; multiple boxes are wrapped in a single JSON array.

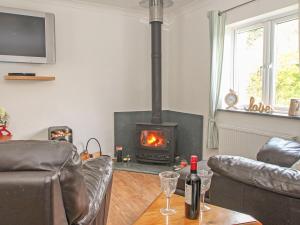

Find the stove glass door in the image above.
[{"left": 140, "top": 130, "right": 167, "bottom": 149}]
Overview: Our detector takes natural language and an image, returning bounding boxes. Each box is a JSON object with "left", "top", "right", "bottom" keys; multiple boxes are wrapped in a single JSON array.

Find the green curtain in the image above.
[{"left": 207, "top": 11, "right": 226, "bottom": 149}]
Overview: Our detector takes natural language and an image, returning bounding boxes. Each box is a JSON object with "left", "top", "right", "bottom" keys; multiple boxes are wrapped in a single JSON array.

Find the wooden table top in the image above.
[{"left": 133, "top": 194, "right": 262, "bottom": 225}]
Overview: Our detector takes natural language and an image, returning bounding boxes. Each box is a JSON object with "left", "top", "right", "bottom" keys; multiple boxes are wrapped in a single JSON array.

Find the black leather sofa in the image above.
[
  {"left": 176, "top": 137, "right": 300, "bottom": 225},
  {"left": 0, "top": 140, "right": 113, "bottom": 225}
]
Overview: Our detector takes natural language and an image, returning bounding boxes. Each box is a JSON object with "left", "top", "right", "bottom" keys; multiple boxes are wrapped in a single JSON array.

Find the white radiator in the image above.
[{"left": 218, "top": 124, "right": 297, "bottom": 159}]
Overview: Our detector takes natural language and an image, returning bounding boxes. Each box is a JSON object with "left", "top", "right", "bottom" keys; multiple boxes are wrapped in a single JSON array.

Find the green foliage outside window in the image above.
[
  {"left": 248, "top": 53, "right": 300, "bottom": 107},
  {"left": 275, "top": 63, "right": 300, "bottom": 106},
  {"left": 247, "top": 69, "right": 262, "bottom": 102}
]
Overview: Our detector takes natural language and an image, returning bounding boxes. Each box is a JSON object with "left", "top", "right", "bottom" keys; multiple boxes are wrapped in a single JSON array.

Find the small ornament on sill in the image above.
[
  {"left": 247, "top": 97, "right": 273, "bottom": 113},
  {"left": 288, "top": 99, "right": 300, "bottom": 117},
  {"left": 224, "top": 89, "right": 238, "bottom": 109}
]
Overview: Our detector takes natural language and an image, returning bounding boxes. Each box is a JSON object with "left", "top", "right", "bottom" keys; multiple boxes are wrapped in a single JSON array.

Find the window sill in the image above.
[{"left": 217, "top": 108, "right": 300, "bottom": 121}]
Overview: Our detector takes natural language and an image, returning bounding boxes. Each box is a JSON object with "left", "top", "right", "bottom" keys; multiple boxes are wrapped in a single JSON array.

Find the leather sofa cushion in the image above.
[
  {"left": 0, "top": 141, "right": 89, "bottom": 224},
  {"left": 257, "top": 137, "right": 300, "bottom": 167},
  {"left": 208, "top": 155, "right": 300, "bottom": 199}
]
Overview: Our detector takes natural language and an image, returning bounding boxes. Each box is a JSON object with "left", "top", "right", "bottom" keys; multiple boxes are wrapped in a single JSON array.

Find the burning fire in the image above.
[{"left": 141, "top": 130, "right": 166, "bottom": 148}]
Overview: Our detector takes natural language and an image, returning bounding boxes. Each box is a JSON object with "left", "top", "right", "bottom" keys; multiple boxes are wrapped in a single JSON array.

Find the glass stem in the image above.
[
  {"left": 200, "top": 192, "right": 205, "bottom": 209},
  {"left": 166, "top": 196, "right": 170, "bottom": 210}
]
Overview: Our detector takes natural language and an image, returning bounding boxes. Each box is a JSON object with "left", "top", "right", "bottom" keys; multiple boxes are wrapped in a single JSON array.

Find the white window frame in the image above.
[
  {"left": 228, "top": 10, "right": 299, "bottom": 113},
  {"left": 271, "top": 14, "right": 299, "bottom": 111}
]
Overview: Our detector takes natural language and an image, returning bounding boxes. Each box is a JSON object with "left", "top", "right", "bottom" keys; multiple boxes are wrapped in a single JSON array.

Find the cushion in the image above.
[{"left": 257, "top": 137, "right": 300, "bottom": 167}]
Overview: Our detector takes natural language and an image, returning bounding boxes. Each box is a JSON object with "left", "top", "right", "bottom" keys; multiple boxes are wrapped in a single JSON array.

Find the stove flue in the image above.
[{"left": 140, "top": 0, "right": 174, "bottom": 124}]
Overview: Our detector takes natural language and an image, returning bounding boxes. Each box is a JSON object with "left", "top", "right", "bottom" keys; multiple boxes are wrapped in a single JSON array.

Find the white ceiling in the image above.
[{"left": 75, "top": 0, "right": 198, "bottom": 12}]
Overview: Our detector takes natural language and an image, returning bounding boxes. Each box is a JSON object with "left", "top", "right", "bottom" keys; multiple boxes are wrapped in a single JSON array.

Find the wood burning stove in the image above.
[
  {"left": 136, "top": 122, "right": 177, "bottom": 164},
  {"left": 135, "top": 0, "right": 177, "bottom": 164}
]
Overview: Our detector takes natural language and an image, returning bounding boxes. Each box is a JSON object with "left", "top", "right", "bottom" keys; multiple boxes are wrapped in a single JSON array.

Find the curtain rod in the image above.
[{"left": 219, "top": 0, "right": 257, "bottom": 15}]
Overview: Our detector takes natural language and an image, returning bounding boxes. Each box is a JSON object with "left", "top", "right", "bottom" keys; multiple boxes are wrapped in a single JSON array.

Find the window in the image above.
[
  {"left": 234, "top": 26, "right": 264, "bottom": 105},
  {"left": 273, "top": 18, "right": 299, "bottom": 108},
  {"left": 224, "top": 11, "right": 299, "bottom": 112}
]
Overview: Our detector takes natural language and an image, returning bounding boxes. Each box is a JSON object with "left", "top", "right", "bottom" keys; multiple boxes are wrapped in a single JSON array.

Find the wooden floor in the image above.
[{"left": 107, "top": 171, "right": 161, "bottom": 225}]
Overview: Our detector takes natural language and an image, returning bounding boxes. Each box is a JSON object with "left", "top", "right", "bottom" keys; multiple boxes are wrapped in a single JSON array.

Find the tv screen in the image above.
[
  {"left": 0, "top": 7, "right": 55, "bottom": 64},
  {"left": 0, "top": 12, "right": 46, "bottom": 58}
]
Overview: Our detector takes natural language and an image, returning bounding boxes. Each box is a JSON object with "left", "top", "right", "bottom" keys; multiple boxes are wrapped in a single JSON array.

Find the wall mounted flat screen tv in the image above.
[{"left": 0, "top": 7, "right": 55, "bottom": 64}]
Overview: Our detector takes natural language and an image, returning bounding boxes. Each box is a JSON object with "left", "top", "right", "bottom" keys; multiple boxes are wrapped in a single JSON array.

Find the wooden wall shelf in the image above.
[{"left": 4, "top": 75, "right": 55, "bottom": 81}]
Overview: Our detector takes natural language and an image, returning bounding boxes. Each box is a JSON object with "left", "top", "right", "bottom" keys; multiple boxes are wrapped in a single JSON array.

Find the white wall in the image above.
[
  {"left": 0, "top": 0, "right": 170, "bottom": 155},
  {"left": 168, "top": 0, "right": 300, "bottom": 159},
  {"left": 1, "top": 0, "right": 299, "bottom": 158}
]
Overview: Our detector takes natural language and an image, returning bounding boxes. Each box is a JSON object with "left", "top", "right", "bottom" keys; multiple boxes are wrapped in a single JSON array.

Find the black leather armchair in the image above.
[
  {"left": 208, "top": 137, "right": 300, "bottom": 225},
  {"left": 0, "top": 140, "right": 113, "bottom": 225}
]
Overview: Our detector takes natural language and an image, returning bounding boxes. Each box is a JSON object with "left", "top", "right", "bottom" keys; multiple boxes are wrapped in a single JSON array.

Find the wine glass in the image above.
[
  {"left": 159, "top": 171, "right": 180, "bottom": 215},
  {"left": 198, "top": 169, "right": 213, "bottom": 212}
]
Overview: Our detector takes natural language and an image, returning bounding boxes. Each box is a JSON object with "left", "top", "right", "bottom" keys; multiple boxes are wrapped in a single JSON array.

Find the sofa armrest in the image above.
[
  {"left": 0, "top": 141, "right": 90, "bottom": 225},
  {"left": 0, "top": 171, "right": 68, "bottom": 225},
  {"left": 208, "top": 155, "right": 300, "bottom": 198},
  {"left": 78, "top": 156, "right": 113, "bottom": 225}
]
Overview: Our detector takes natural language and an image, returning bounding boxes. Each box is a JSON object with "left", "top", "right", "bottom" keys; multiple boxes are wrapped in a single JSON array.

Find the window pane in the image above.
[
  {"left": 235, "top": 27, "right": 264, "bottom": 105},
  {"left": 274, "top": 19, "right": 300, "bottom": 107}
]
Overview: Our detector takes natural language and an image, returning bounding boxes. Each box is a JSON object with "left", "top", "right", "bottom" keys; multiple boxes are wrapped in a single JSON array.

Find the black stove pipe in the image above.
[{"left": 151, "top": 21, "right": 162, "bottom": 124}]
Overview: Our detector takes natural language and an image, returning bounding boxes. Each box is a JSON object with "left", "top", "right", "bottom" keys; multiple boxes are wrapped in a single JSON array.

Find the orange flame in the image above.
[{"left": 141, "top": 130, "right": 166, "bottom": 148}]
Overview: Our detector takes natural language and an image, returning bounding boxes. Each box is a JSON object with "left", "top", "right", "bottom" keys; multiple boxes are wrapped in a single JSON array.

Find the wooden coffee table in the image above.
[{"left": 133, "top": 194, "right": 262, "bottom": 225}]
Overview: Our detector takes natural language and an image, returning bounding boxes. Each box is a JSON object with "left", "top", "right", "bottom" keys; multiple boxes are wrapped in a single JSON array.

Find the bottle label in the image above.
[{"left": 185, "top": 184, "right": 192, "bottom": 205}]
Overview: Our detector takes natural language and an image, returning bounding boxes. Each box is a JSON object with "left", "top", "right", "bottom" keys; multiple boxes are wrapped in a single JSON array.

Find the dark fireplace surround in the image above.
[
  {"left": 115, "top": 1, "right": 203, "bottom": 164},
  {"left": 115, "top": 111, "right": 203, "bottom": 164}
]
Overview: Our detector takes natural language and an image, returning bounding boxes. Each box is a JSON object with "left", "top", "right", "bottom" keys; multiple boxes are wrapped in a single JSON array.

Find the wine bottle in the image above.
[{"left": 185, "top": 155, "right": 201, "bottom": 220}]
